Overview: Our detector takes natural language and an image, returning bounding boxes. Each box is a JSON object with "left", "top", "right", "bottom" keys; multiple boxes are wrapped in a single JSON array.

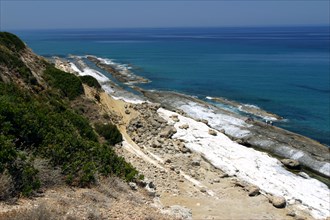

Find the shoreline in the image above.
[{"left": 54, "top": 56, "right": 330, "bottom": 219}]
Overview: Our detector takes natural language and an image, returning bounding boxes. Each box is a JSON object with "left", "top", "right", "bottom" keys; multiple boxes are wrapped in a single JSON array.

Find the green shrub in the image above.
[
  {"left": 79, "top": 75, "right": 101, "bottom": 89},
  {"left": 43, "top": 65, "right": 84, "bottom": 100},
  {"left": 0, "top": 81, "right": 138, "bottom": 197},
  {"left": 0, "top": 32, "right": 25, "bottom": 52},
  {"left": 94, "top": 122, "right": 123, "bottom": 145}
]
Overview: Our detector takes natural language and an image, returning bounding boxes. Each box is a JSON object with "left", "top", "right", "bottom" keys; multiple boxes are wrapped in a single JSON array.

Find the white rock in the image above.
[{"left": 157, "top": 108, "right": 330, "bottom": 219}]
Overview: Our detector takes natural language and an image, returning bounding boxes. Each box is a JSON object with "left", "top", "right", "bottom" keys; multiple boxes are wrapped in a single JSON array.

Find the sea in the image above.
[{"left": 13, "top": 26, "right": 330, "bottom": 146}]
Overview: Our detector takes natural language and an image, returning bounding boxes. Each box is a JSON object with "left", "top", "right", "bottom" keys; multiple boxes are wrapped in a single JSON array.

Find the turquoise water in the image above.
[{"left": 13, "top": 27, "right": 330, "bottom": 145}]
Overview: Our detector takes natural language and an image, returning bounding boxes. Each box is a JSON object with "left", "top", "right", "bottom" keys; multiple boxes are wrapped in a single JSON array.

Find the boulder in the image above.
[
  {"left": 129, "top": 182, "right": 137, "bottom": 191},
  {"left": 165, "top": 158, "right": 172, "bottom": 164},
  {"left": 148, "top": 181, "right": 155, "bottom": 189},
  {"left": 198, "top": 119, "right": 209, "bottom": 125},
  {"left": 150, "top": 120, "right": 161, "bottom": 128},
  {"left": 191, "top": 159, "right": 200, "bottom": 166},
  {"left": 164, "top": 205, "right": 192, "bottom": 220},
  {"left": 160, "top": 126, "right": 177, "bottom": 138},
  {"left": 152, "top": 140, "right": 162, "bottom": 148},
  {"left": 180, "top": 146, "right": 191, "bottom": 154},
  {"left": 170, "top": 114, "right": 180, "bottom": 122},
  {"left": 270, "top": 196, "right": 286, "bottom": 208},
  {"left": 208, "top": 129, "right": 217, "bottom": 136},
  {"left": 281, "top": 159, "right": 301, "bottom": 170},
  {"left": 179, "top": 124, "right": 189, "bottom": 129},
  {"left": 247, "top": 185, "right": 260, "bottom": 197}
]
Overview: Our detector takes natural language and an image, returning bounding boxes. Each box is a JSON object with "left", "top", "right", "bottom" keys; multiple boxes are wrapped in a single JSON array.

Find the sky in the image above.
[{"left": 0, "top": 0, "right": 329, "bottom": 30}]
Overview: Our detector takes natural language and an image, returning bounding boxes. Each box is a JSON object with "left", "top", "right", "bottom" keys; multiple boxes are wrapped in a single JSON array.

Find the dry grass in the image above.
[
  {"left": 33, "top": 158, "right": 63, "bottom": 189},
  {"left": 8, "top": 204, "right": 59, "bottom": 220},
  {"left": 0, "top": 170, "right": 14, "bottom": 201}
]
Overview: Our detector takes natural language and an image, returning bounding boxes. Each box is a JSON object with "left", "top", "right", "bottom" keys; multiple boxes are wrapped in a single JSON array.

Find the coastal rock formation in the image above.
[
  {"left": 270, "top": 196, "right": 287, "bottom": 208},
  {"left": 281, "top": 159, "right": 301, "bottom": 170},
  {"left": 157, "top": 108, "right": 330, "bottom": 219},
  {"left": 87, "top": 56, "right": 150, "bottom": 84},
  {"left": 141, "top": 90, "right": 330, "bottom": 179},
  {"left": 247, "top": 185, "right": 260, "bottom": 197}
]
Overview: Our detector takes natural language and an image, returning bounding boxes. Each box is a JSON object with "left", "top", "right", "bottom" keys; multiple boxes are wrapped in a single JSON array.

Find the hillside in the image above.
[
  {"left": 0, "top": 32, "right": 173, "bottom": 219},
  {"left": 1, "top": 32, "right": 328, "bottom": 220}
]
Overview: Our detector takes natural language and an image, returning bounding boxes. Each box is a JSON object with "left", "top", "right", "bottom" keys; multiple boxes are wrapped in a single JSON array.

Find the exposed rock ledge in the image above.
[{"left": 141, "top": 90, "right": 330, "bottom": 178}]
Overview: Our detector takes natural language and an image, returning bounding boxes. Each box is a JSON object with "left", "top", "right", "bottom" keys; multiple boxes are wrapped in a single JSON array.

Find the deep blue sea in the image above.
[{"left": 13, "top": 27, "right": 330, "bottom": 145}]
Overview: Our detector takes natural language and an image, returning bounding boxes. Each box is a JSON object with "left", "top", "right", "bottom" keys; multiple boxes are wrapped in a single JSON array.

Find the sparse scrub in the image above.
[
  {"left": 0, "top": 170, "right": 14, "bottom": 200},
  {"left": 10, "top": 203, "right": 59, "bottom": 220}
]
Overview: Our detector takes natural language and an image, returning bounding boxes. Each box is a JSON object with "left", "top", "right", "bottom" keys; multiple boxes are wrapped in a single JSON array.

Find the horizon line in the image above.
[{"left": 3, "top": 24, "right": 330, "bottom": 32}]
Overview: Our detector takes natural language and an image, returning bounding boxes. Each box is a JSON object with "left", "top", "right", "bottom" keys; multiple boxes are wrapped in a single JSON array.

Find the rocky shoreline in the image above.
[
  {"left": 87, "top": 55, "right": 150, "bottom": 84},
  {"left": 206, "top": 96, "right": 283, "bottom": 121},
  {"left": 54, "top": 56, "right": 330, "bottom": 219},
  {"left": 140, "top": 90, "right": 330, "bottom": 179}
]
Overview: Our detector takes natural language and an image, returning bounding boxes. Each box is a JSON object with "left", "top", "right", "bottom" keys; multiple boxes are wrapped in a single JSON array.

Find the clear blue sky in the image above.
[{"left": 1, "top": 0, "right": 329, "bottom": 30}]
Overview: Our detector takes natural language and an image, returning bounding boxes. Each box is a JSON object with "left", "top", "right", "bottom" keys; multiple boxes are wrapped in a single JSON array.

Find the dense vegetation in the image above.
[
  {"left": 95, "top": 122, "right": 123, "bottom": 145},
  {"left": 80, "top": 75, "right": 101, "bottom": 89},
  {"left": 0, "top": 32, "right": 138, "bottom": 199},
  {"left": 44, "top": 65, "right": 84, "bottom": 100},
  {"left": 0, "top": 32, "right": 25, "bottom": 52}
]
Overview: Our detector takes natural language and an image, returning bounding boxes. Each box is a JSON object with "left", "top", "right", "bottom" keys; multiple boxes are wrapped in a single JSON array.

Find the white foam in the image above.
[
  {"left": 69, "top": 62, "right": 109, "bottom": 83},
  {"left": 94, "top": 56, "right": 132, "bottom": 72},
  {"left": 70, "top": 62, "right": 145, "bottom": 104},
  {"left": 243, "top": 104, "right": 260, "bottom": 109},
  {"left": 111, "top": 95, "right": 145, "bottom": 104},
  {"left": 157, "top": 108, "right": 330, "bottom": 219}
]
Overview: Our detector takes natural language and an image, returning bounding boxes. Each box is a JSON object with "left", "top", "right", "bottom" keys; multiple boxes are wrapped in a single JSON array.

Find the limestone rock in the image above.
[
  {"left": 160, "top": 126, "right": 177, "bottom": 138},
  {"left": 165, "top": 158, "right": 172, "bottom": 163},
  {"left": 198, "top": 119, "right": 209, "bottom": 125},
  {"left": 180, "top": 146, "right": 191, "bottom": 154},
  {"left": 129, "top": 182, "right": 137, "bottom": 191},
  {"left": 208, "top": 129, "right": 217, "bottom": 136},
  {"left": 179, "top": 124, "right": 189, "bottom": 129},
  {"left": 170, "top": 114, "right": 180, "bottom": 122},
  {"left": 247, "top": 185, "right": 260, "bottom": 197},
  {"left": 270, "top": 196, "right": 286, "bottom": 208},
  {"left": 163, "top": 205, "right": 192, "bottom": 220},
  {"left": 281, "top": 159, "right": 301, "bottom": 170},
  {"left": 191, "top": 159, "right": 200, "bottom": 166},
  {"left": 152, "top": 140, "right": 162, "bottom": 148}
]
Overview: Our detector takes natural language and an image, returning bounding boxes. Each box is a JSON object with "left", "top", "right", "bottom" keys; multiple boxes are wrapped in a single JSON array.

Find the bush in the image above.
[
  {"left": 79, "top": 75, "right": 101, "bottom": 89},
  {"left": 0, "top": 82, "right": 137, "bottom": 197},
  {"left": 43, "top": 65, "right": 84, "bottom": 100},
  {"left": 0, "top": 32, "right": 25, "bottom": 52},
  {"left": 94, "top": 122, "right": 123, "bottom": 145}
]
